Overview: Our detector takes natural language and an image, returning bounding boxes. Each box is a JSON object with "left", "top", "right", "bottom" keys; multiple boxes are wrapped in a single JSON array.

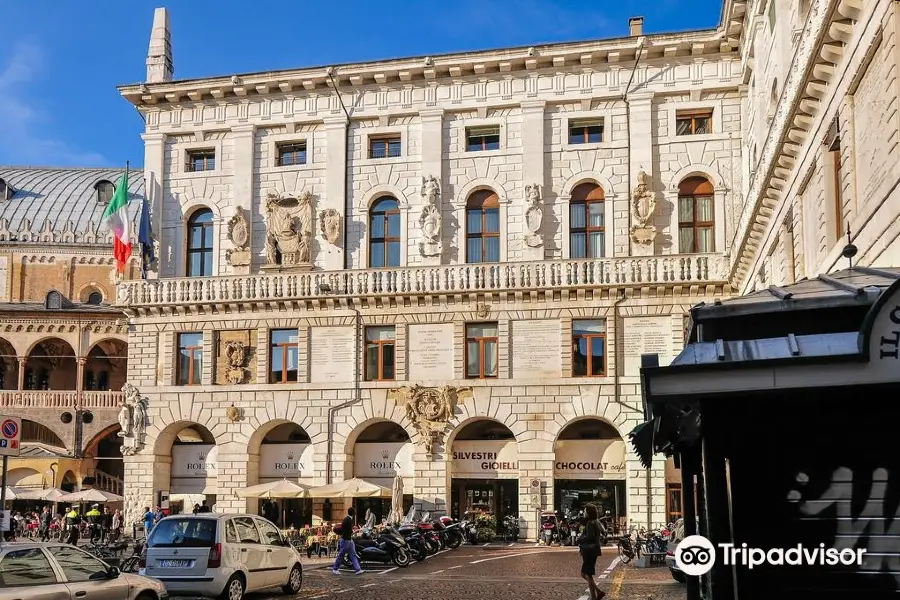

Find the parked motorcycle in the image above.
[
  {"left": 344, "top": 530, "right": 411, "bottom": 568},
  {"left": 539, "top": 511, "right": 560, "bottom": 546},
  {"left": 459, "top": 513, "right": 479, "bottom": 545},
  {"left": 392, "top": 526, "right": 429, "bottom": 562},
  {"left": 502, "top": 514, "right": 520, "bottom": 542},
  {"left": 438, "top": 515, "right": 463, "bottom": 549}
]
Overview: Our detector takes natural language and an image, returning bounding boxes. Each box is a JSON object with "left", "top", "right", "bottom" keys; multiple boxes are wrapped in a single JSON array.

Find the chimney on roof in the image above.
[
  {"left": 146, "top": 7, "right": 173, "bottom": 83},
  {"left": 629, "top": 16, "right": 644, "bottom": 37}
]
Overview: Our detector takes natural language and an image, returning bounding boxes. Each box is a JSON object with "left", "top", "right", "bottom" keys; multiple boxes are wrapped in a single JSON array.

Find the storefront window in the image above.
[{"left": 555, "top": 479, "right": 626, "bottom": 525}]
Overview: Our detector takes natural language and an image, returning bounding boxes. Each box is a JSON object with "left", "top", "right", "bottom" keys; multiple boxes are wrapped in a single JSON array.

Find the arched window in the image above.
[
  {"left": 95, "top": 180, "right": 115, "bottom": 204},
  {"left": 569, "top": 183, "right": 605, "bottom": 258},
  {"left": 369, "top": 197, "right": 401, "bottom": 268},
  {"left": 466, "top": 190, "right": 500, "bottom": 263},
  {"left": 677, "top": 177, "right": 715, "bottom": 253},
  {"left": 186, "top": 208, "right": 214, "bottom": 276}
]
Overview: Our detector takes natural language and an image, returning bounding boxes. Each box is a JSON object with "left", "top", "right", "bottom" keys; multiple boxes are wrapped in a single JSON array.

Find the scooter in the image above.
[
  {"left": 539, "top": 511, "right": 560, "bottom": 546},
  {"left": 343, "top": 530, "right": 411, "bottom": 568},
  {"left": 393, "top": 525, "right": 429, "bottom": 562},
  {"left": 459, "top": 513, "right": 479, "bottom": 545}
]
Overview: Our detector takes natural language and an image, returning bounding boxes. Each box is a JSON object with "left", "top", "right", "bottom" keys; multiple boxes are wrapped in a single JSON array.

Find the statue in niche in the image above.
[
  {"left": 319, "top": 209, "right": 342, "bottom": 245},
  {"left": 226, "top": 208, "right": 251, "bottom": 267},
  {"left": 264, "top": 190, "right": 313, "bottom": 268},
  {"left": 524, "top": 183, "right": 543, "bottom": 248},
  {"left": 119, "top": 383, "right": 148, "bottom": 455},
  {"left": 629, "top": 170, "right": 657, "bottom": 246},
  {"left": 419, "top": 174, "right": 443, "bottom": 257}
]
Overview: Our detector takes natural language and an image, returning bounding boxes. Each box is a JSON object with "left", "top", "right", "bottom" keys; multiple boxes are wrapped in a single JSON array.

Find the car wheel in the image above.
[
  {"left": 220, "top": 574, "right": 245, "bottom": 600},
  {"left": 671, "top": 569, "right": 686, "bottom": 583},
  {"left": 282, "top": 564, "right": 302, "bottom": 594}
]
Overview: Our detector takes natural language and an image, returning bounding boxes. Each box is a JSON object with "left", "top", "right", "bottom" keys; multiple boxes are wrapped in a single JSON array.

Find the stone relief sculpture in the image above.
[
  {"left": 226, "top": 403, "right": 244, "bottom": 422},
  {"left": 391, "top": 385, "right": 470, "bottom": 457},
  {"left": 418, "top": 174, "right": 443, "bottom": 257},
  {"left": 319, "top": 208, "right": 342, "bottom": 246},
  {"left": 523, "top": 183, "right": 543, "bottom": 248},
  {"left": 264, "top": 190, "right": 313, "bottom": 269},
  {"left": 224, "top": 340, "right": 248, "bottom": 385},
  {"left": 118, "top": 383, "right": 147, "bottom": 455},
  {"left": 629, "top": 170, "right": 657, "bottom": 246},
  {"left": 225, "top": 208, "right": 251, "bottom": 267}
]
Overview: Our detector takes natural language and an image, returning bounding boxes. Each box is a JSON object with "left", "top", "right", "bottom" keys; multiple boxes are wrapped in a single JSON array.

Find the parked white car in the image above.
[
  {"left": 142, "top": 514, "right": 303, "bottom": 600},
  {"left": 666, "top": 518, "right": 686, "bottom": 583}
]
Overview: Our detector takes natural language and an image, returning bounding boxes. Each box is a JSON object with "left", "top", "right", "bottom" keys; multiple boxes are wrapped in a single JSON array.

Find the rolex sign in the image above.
[{"left": 259, "top": 443, "right": 314, "bottom": 479}]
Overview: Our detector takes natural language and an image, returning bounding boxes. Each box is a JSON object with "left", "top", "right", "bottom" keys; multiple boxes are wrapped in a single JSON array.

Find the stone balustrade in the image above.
[
  {"left": 116, "top": 254, "right": 726, "bottom": 308},
  {"left": 0, "top": 390, "right": 123, "bottom": 409}
]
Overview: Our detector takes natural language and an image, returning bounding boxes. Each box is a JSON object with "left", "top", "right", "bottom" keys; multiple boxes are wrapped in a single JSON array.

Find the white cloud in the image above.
[{"left": 0, "top": 41, "right": 107, "bottom": 166}]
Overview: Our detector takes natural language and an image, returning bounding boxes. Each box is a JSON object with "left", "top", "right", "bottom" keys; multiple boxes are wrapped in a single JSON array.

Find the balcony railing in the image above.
[
  {"left": 116, "top": 254, "right": 727, "bottom": 308},
  {"left": 0, "top": 390, "right": 123, "bottom": 409}
]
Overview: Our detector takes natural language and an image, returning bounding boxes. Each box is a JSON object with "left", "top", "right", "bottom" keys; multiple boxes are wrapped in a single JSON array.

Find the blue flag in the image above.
[{"left": 138, "top": 198, "right": 155, "bottom": 278}]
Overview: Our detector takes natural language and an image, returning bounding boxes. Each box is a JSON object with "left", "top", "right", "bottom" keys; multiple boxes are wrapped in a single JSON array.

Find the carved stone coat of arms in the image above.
[{"left": 391, "top": 385, "right": 469, "bottom": 456}]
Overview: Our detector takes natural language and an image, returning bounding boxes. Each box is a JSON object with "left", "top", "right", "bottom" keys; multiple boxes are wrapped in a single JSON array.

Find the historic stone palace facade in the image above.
[{"left": 110, "top": 0, "right": 900, "bottom": 537}]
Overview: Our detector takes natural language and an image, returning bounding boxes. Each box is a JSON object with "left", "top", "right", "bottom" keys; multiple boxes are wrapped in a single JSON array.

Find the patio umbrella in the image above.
[
  {"left": 236, "top": 479, "right": 311, "bottom": 499},
  {"left": 58, "top": 489, "right": 124, "bottom": 503},
  {"left": 16, "top": 488, "right": 67, "bottom": 502},
  {"left": 2, "top": 486, "right": 26, "bottom": 501},
  {"left": 387, "top": 476, "right": 404, "bottom": 525},
  {"left": 307, "top": 478, "right": 392, "bottom": 499}
]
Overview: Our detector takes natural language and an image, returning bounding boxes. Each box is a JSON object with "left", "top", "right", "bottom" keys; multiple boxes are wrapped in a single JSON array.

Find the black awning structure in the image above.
[{"left": 635, "top": 266, "right": 900, "bottom": 600}]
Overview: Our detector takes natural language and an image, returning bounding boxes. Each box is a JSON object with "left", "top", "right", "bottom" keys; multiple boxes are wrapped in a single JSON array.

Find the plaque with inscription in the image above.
[
  {"left": 310, "top": 326, "right": 356, "bottom": 383},
  {"left": 512, "top": 320, "right": 561, "bottom": 379},
  {"left": 623, "top": 316, "right": 674, "bottom": 376},
  {"left": 408, "top": 323, "right": 454, "bottom": 381}
]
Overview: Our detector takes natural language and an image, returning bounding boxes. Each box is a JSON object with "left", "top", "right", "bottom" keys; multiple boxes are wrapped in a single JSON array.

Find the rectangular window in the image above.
[
  {"left": 568, "top": 119, "right": 604, "bottom": 144},
  {"left": 186, "top": 150, "right": 216, "bottom": 172},
  {"left": 572, "top": 320, "right": 605, "bottom": 377},
  {"left": 177, "top": 332, "right": 203, "bottom": 385},
  {"left": 466, "top": 322, "right": 499, "bottom": 379},
  {"left": 667, "top": 483, "right": 683, "bottom": 522},
  {"left": 364, "top": 326, "right": 396, "bottom": 381},
  {"left": 276, "top": 142, "right": 307, "bottom": 166},
  {"left": 269, "top": 329, "right": 299, "bottom": 383},
  {"left": 675, "top": 110, "right": 712, "bottom": 136},
  {"left": 678, "top": 196, "right": 715, "bottom": 253},
  {"left": 830, "top": 148, "right": 843, "bottom": 242},
  {"left": 369, "top": 136, "right": 402, "bottom": 159},
  {"left": 466, "top": 126, "right": 501, "bottom": 152}
]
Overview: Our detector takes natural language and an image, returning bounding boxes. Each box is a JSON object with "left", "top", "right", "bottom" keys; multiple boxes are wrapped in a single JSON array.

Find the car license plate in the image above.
[{"left": 160, "top": 559, "right": 192, "bottom": 568}]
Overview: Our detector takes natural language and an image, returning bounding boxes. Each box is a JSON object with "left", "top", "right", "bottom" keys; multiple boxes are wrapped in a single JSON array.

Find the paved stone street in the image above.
[{"left": 247, "top": 545, "right": 686, "bottom": 600}]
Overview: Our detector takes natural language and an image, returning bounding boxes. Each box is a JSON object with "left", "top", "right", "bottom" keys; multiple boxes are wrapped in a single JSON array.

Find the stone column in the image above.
[
  {"left": 626, "top": 92, "right": 656, "bottom": 256},
  {"left": 76, "top": 358, "right": 85, "bottom": 407},
  {"left": 230, "top": 125, "right": 255, "bottom": 275},
  {"left": 413, "top": 448, "right": 447, "bottom": 515},
  {"left": 419, "top": 109, "right": 444, "bottom": 266},
  {"left": 17, "top": 357, "right": 25, "bottom": 390},
  {"left": 142, "top": 133, "right": 167, "bottom": 279},
  {"left": 323, "top": 115, "right": 348, "bottom": 270},
  {"left": 123, "top": 452, "right": 160, "bottom": 526},
  {"left": 517, "top": 436, "right": 554, "bottom": 542},
  {"left": 215, "top": 449, "right": 252, "bottom": 513},
  {"left": 520, "top": 100, "right": 546, "bottom": 262}
]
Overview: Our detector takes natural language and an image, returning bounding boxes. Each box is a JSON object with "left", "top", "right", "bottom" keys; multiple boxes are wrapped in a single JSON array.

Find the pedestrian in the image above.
[
  {"left": 85, "top": 504, "right": 102, "bottom": 543},
  {"left": 198, "top": 500, "right": 211, "bottom": 513},
  {"left": 577, "top": 503, "right": 605, "bottom": 600},
  {"left": 101, "top": 506, "right": 113, "bottom": 542},
  {"left": 143, "top": 506, "right": 154, "bottom": 538},
  {"left": 111, "top": 509, "right": 122, "bottom": 542},
  {"left": 332, "top": 507, "right": 363, "bottom": 575},
  {"left": 39, "top": 506, "right": 52, "bottom": 542},
  {"left": 192, "top": 503, "right": 201, "bottom": 514},
  {"left": 65, "top": 506, "right": 80, "bottom": 546}
]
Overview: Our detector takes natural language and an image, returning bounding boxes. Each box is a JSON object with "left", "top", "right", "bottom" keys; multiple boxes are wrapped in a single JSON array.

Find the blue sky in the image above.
[{"left": 0, "top": 0, "right": 723, "bottom": 167}]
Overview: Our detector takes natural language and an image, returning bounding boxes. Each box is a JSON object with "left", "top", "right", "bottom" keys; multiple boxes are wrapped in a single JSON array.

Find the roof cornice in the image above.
[{"left": 120, "top": 10, "right": 748, "bottom": 108}]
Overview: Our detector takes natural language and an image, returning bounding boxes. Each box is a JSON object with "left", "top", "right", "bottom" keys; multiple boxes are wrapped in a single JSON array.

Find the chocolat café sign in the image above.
[{"left": 554, "top": 440, "right": 627, "bottom": 480}]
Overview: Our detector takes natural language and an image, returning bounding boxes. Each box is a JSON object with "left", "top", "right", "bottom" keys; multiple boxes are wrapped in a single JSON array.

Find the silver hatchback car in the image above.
[
  {"left": 142, "top": 514, "right": 303, "bottom": 600},
  {"left": 0, "top": 541, "right": 168, "bottom": 600}
]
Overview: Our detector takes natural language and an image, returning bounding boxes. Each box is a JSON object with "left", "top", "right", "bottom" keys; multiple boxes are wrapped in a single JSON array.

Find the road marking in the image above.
[
  {"left": 470, "top": 550, "right": 540, "bottom": 564},
  {"left": 599, "top": 556, "right": 621, "bottom": 579},
  {"left": 430, "top": 569, "right": 446, "bottom": 574},
  {"left": 378, "top": 566, "right": 399, "bottom": 575},
  {"left": 360, "top": 583, "right": 378, "bottom": 588},
  {"left": 608, "top": 564, "right": 626, "bottom": 597},
  {"left": 576, "top": 590, "right": 590, "bottom": 600},
  {"left": 508, "top": 543, "right": 515, "bottom": 547},
  {"left": 447, "top": 565, "right": 462, "bottom": 570},
  {"left": 482, "top": 543, "right": 491, "bottom": 547}
]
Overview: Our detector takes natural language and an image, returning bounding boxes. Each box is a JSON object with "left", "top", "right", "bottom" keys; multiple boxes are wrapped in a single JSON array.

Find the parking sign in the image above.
[{"left": 0, "top": 416, "right": 21, "bottom": 457}]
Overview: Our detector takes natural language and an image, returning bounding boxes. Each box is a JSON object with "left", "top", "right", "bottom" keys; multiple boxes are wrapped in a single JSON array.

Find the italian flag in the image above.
[{"left": 102, "top": 168, "right": 132, "bottom": 273}]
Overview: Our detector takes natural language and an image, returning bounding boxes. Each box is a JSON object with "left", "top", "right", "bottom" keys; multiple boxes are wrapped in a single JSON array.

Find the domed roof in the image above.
[{"left": 0, "top": 167, "right": 145, "bottom": 245}]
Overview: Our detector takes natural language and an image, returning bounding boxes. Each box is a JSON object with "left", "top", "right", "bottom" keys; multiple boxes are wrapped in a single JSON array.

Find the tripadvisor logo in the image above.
[{"left": 675, "top": 535, "right": 866, "bottom": 576}]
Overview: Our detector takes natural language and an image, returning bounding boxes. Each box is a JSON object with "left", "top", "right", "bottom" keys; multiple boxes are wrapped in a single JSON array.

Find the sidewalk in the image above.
[{"left": 603, "top": 562, "right": 685, "bottom": 600}]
